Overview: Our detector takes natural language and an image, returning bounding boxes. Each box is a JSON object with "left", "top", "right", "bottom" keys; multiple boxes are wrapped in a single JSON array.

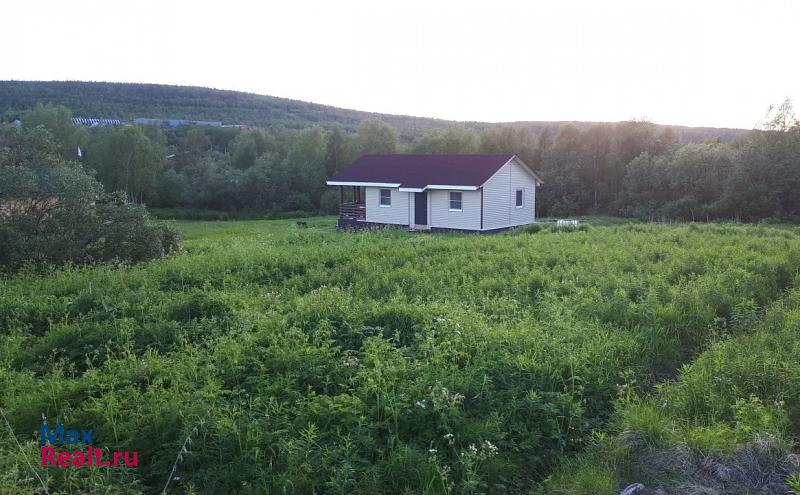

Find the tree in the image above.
[
  {"left": 720, "top": 105, "right": 800, "bottom": 220},
  {"left": 88, "top": 126, "right": 166, "bottom": 203},
  {"left": 619, "top": 152, "right": 674, "bottom": 218},
  {"left": 760, "top": 98, "right": 798, "bottom": 132},
  {"left": 583, "top": 124, "right": 612, "bottom": 211},
  {"left": 23, "top": 103, "right": 88, "bottom": 160},
  {"left": 284, "top": 128, "right": 327, "bottom": 210},
  {"left": 0, "top": 161, "right": 179, "bottom": 271},
  {"left": 537, "top": 124, "right": 584, "bottom": 216},
  {"left": 173, "top": 127, "right": 212, "bottom": 170},
  {"left": 412, "top": 128, "right": 478, "bottom": 154},
  {"left": 230, "top": 130, "right": 274, "bottom": 169},
  {"left": 241, "top": 155, "right": 275, "bottom": 210},
  {"left": 669, "top": 142, "right": 733, "bottom": 208},
  {"left": 479, "top": 125, "right": 536, "bottom": 163},
  {"left": 0, "top": 123, "right": 63, "bottom": 168},
  {"left": 324, "top": 126, "right": 348, "bottom": 175},
  {"left": 185, "top": 154, "right": 244, "bottom": 210},
  {"left": 355, "top": 119, "right": 398, "bottom": 155}
]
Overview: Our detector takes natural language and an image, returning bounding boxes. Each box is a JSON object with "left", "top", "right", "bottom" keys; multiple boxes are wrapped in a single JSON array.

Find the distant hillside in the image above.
[{"left": 0, "top": 80, "right": 748, "bottom": 142}]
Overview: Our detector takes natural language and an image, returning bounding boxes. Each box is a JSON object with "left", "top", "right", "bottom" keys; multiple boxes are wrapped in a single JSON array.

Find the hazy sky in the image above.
[{"left": 5, "top": 0, "right": 798, "bottom": 128}]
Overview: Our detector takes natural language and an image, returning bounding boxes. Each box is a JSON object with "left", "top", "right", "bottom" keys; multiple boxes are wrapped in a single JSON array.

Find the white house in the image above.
[{"left": 326, "top": 154, "right": 543, "bottom": 233}]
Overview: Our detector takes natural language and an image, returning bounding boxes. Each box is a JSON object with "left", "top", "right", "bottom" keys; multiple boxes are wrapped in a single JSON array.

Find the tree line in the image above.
[{"left": 3, "top": 101, "right": 799, "bottom": 222}]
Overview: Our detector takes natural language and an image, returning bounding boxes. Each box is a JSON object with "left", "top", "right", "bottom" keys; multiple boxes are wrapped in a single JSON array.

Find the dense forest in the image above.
[
  {"left": 1, "top": 99, "right": 798, "bottom": 222},
  {"left": 0, "top": 81, "right": 747, "bottom": 142}
]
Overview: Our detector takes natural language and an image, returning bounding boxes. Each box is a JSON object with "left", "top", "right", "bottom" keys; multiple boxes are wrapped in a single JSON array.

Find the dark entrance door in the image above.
[{"left": 414, "top": 191, "right": 427, "bottom": 225}]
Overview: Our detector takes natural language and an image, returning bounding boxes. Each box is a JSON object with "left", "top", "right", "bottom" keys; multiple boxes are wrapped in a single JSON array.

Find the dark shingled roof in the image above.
[{"left": 328, "top": 154, "right": 519, "bottom": 189}]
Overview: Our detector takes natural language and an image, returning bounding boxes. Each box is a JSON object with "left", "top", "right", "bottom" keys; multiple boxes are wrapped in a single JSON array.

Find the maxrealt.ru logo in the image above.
[{"left": 40, "top": 423, "right": 138, "bottom": 468}]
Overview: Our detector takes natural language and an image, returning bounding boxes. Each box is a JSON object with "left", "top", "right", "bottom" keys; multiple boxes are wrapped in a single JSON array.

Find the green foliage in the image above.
[
  {"left": 0, "top": 125, "right": 180, "bottom": 271},
  {"left": 788, "top": 473, "right": 800, "bottom": 494},
  {"left": 23, "top": 102, "right": 88, "bottom": 160},
  {"left": 230, "top": 130, "right": 274, "bottom": 169},
  {"left": 413, "top": 128, "right": 479, "bottom": 154},
  {"left": 0, "top": 122, "right": 64, "bottom": 168},
  {"left": 0, "top": 183, "right": 180, "bottom": 271},
  {"left": 355, "top": 119, "right": 399, "bottom": 154},
  {"left": 87, "top": 125, "right": 167, "bottom": 204},
  {"left": 4, "top": 93, "right": 798, "bottom": 222},
  {"left": 547, "top": 284, "right": 800, "bottom": 493},
  {"left": 1, "top": 219, "right": 799, "bottom": 493}
]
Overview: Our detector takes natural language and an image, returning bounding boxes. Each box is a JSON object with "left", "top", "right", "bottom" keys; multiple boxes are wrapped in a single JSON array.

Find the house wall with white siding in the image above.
[
  {"left": 359, "top": 157, "right": 537, "bottom": 231},
  {"left": 408, "top": 192, "right": 416, "bottom": 225},
  {"left": 365, "top": 187, "right": 410, "bottom": 225},
  {"left": 429, "top": 190, "right": 481, "bottom": 230},
  {"left": 481, "top": 158, "right": 537, "bottom": 230},
  {"left": 508, "top": 158, "right": 537, "bottom": 226}
]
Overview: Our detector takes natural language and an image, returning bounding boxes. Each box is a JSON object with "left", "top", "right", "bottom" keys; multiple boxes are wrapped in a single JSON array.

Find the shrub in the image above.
[{"left": 0, "top": 166, "right": 180, "bottom": 271}]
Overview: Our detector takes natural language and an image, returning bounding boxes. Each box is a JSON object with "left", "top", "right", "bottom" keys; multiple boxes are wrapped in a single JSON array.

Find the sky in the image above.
[{"left": 4, "top": 0, "right": 799, "bottom": 129}]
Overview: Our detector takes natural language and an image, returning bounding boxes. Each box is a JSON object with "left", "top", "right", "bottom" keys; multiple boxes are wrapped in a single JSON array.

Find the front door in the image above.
[{"left": 414, "top": 191, "right": 427, "bottom": 225}]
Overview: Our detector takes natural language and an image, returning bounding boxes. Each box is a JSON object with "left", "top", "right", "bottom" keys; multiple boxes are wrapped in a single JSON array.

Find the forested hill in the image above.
[{"left": 0, "top": 80, "right": 747, "bottom": 142}]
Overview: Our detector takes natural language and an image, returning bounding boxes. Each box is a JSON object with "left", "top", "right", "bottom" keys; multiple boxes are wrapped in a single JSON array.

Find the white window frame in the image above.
[
  {"left": 515, "top": 188, "right": 524, "bottom": 208},
  {"left": 449, "top": 191, "right": 463, "bottom": 211},
  {"left": 379, "top": 188, "right": 392, "bottom": 207}
]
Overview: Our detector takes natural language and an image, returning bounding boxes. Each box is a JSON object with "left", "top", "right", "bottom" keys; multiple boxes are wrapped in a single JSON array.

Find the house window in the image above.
[
  {"left": 379, "top": 188, "right": 391, "bottom": 207},
  {"left": 449, "top": 191, "right": 462, "bottom": 211},
  {"left": 515, "top": 189, "right": 524, "bottom": 208}
]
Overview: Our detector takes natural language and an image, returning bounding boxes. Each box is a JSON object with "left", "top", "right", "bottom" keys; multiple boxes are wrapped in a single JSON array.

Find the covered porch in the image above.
[{"left": 338, "top": 185, "right": 365, "bottom": 221}]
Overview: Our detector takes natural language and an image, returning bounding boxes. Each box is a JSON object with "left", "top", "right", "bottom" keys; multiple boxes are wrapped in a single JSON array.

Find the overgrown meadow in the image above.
[{"left": 2, "top": 218, "right": 800, "bottom": 494}]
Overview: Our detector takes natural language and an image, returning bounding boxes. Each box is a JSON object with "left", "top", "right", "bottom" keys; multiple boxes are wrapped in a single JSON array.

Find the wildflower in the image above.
[
  {"left": 481, "top": 440, "right": 498, "bottom": 455},
  {"left": 430, "top": 386, "right": 465, "bottom": 408}
]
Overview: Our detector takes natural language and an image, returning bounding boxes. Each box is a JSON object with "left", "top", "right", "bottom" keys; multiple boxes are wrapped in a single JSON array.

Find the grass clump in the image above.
[{"left": 546, "top": 287, "right": 800, "bottom": 494}]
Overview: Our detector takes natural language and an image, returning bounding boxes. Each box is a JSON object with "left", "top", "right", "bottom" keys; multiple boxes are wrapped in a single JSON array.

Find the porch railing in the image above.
[{"left": 339, "top": 202, "right": 366, "bottom": 220}]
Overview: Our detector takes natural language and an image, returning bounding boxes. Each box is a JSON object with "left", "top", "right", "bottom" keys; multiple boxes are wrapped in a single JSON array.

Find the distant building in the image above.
[
  {"left": 133, "top": 118, "right": 223, "bottom": 128},
  {"left": 72, "top": 117, "right": 122, "bottom": 127}
]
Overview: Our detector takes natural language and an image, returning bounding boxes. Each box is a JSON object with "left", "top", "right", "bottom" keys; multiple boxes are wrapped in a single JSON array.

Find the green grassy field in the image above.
[{"left": 2, "top": 218, "right": 800, "bottom": 494}]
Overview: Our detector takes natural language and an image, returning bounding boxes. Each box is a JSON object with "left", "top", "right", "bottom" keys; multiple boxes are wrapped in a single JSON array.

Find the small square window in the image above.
[
  {"left": 515, "top": 189, "right": 524, "bottom": 208},
  {"left": 449, "top": 191, "right": 462, "bottom": 211},
  {"left": 379, "top": 188, "right": 391, "bottom": 206}
]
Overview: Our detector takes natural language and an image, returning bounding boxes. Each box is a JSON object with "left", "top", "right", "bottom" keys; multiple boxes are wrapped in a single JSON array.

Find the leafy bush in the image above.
[{"left": 0, "top": 165, "right": 180, "bottom": 272}]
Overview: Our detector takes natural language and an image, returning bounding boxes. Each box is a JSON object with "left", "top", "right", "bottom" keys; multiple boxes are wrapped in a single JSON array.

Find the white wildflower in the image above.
[{"left": 481, "top": 440, "right": 498, "bottom": 455}]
